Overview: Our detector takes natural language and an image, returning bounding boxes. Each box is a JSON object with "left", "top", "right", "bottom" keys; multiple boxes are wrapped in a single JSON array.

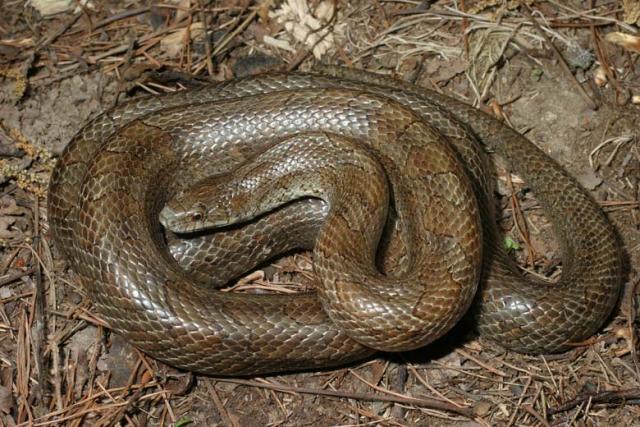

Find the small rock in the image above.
[{"left": 577, "top": 169, "right": 603, "bottom": 190}]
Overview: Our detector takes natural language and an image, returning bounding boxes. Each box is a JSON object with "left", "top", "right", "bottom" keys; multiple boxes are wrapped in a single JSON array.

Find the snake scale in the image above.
[{"left": 48, "top": 67, "right": 623, "bottom": 376}]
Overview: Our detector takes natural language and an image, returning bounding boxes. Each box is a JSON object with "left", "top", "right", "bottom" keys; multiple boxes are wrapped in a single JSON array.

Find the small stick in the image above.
[
  {"left": 506, "top": 172, "right": 535, "bottom": 267},
  {"left": 624, "top": 276, "right": 640, "bottom": 379},
  {"left": 389, "top": 363, "right": 408, "bottom": 420},
  {"left": 35, "top": 11, "right": 82, "bottom": 52},
  {"left": 31, "top": 197, "right": 48, "bottom": 407},
  {"left": 198, "top": 0, "right": 215, "bottom": 76},
  {"left": 456, "top": 349, "right": 507, "bottom": 377},
  {"left": 588, "top": 0, "right": 629, "bottom": 105},
  {"left": 547, "top": 388, "right": 640, "bottom": 415},
  {"left": 507, "top": 376, "right": 532, "bottom": 427},
  {"left": 212, "top": 8, "right": 257, "bottom": 58},
  {"left": 90, "top": 7, "right": 151, "bottom": 31},
  {"left": 0, "top": 267, "right": 36, "bottom": 287},
  {"left": 216, "top": 377, "right": 477, "bottom": 418},
  {"left": 523, "top": 404, "right": 550, "bottom": 427},
  {"left": 208, "top": 382, "right": 241, "bottom": 427}
]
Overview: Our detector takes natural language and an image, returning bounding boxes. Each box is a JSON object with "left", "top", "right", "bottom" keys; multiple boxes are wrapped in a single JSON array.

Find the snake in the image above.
[{"left": 48, "top": 66, "right": 623, "bottom": 376}]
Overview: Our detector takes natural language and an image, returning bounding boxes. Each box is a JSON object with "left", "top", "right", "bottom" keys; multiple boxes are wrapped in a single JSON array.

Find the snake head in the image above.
[
  {"left": 160, "top": 172, "right": 246, "bottom": 233},
  {"left": 160, "top": 199, "right": 236, "bottom": 233},
  {"left": 159, "top": 201, "right": 211, "bottom": 233}
]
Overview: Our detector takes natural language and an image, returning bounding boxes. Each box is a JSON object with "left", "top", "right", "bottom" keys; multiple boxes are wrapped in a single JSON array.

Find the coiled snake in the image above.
[{"left": 48, "top": 67, "right": 622, "bottom": 376}]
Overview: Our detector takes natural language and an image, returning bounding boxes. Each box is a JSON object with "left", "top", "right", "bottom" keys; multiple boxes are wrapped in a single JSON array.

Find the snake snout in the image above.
[
  {"left": 159, "top": 202, "right": 206, "bottom": 233},
  {"left": 159, "top": 206, "right": 182, "bottom": 231}
]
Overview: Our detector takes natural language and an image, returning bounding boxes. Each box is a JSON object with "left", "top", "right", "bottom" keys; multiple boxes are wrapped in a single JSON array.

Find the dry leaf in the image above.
[
  {"left": 160, "top": 22, "right": 206, "bottom": 57},
  {"left": 268, "top": 0, "right": 344, "bottom": 59},
  {"left": 29, "top": 0, "right": 94, "bottom": 16},
  {"left": 605, "top": 32, "right": 640, "bottom": 53}
]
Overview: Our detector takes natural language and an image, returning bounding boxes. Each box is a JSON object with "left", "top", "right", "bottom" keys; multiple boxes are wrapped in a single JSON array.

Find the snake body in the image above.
[{"left": 48, "top": 67, "right": 623, "bottom": 376}]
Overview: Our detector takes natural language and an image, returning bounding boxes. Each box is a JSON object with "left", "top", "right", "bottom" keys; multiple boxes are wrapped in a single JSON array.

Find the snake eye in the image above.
[{"left": 190, "top": 203, "right": 206, "bottom": 222}]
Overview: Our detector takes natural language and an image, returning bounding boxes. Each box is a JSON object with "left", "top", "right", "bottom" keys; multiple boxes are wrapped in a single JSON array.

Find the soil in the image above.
[{"left": 0, "top": 1, "right": 639, "bottom": 426}]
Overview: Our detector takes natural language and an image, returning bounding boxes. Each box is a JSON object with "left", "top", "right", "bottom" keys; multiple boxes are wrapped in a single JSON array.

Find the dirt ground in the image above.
[{"left": 1, "top": 0, "right": 639, "bottom": 426}]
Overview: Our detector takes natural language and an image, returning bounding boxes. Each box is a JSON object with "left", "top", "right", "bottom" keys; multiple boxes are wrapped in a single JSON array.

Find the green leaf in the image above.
[
  {"left": 504, "top": 236, "right": 520, "bottom": 252},
  {"left": 175, "top": 417, "right": 193, "bottom": 427},
  {"left": 531, "top": 68, "right": 544, "bottom": 81}
]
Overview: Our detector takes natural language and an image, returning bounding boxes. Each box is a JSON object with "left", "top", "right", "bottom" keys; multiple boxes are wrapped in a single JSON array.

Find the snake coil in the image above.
[{"left": 48, "top": 67, "right": 622, "bottom": 376}]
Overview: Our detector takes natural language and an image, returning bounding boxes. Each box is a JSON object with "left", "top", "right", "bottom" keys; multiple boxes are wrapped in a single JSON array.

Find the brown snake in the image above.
[{"left": 48, "top": 67, "right": 623, "bottom": 376}]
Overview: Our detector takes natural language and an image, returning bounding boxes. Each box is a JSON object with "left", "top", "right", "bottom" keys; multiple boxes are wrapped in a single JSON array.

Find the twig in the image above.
[
  {"left": 90, "top": 7, "right": 152, "bottom": 31},
  {"left": 86, "top": 325, "right": 104, "bottom": 399},
  {"left": 44, "top": 240, "right": 63, "bottom": 413},
  {"left": 198, "top": 0, "right": 215, "bottom": 76},
  {"left": 507, "top": 376, "right": 532, "bottom": 426},
  {"left": 216, "top": 378, "right": 477, "bottom": 419},
  {"left": 389, "top": 363, "right": 408, "bottom": 420},
  {"left": 17, "top": 308, "right": 33, "bottom": 424},
  {"left": 456, "top": 349, "right": 507, "bottom": 377},
  {"left": 0, "top": 267, "right": 36, "bottom": 287},
  {"left": 623, "top": 276, "right": 640, "bottom": 380},
  {"left": 14, "top": 380, "right": 160, "bottom": 426},
  {"left": 31, "top": 197, "right": 48, "bottom": 407},
  {"left": 98, "top": 367, "right": 153, "bottom": 426},
  {"left": 588, "top": 0, "right": 630, "bottom": 105},
  {"left": 408, "top": 365, "right": 467, "bottom": 408},
  {"left": 460, "top": 0, "right": 469, "bottom": 59},
  {"left": 208, "top": 382, "right": 241, "bottom": 427},
  {"left": 523, "top": 404, "right": 550, "bottom": 426},
  {"left": 211, "top": 8, "right": 256, "bottom": 58},
  {"left": 35, "top": 11, "right": 82, "bottom": 52},
  {"left": 547, "top": 388, "right": 640, "bottom": 415},
  {"left": 506, "top": 172, "right": 535, "bottom": 267}
]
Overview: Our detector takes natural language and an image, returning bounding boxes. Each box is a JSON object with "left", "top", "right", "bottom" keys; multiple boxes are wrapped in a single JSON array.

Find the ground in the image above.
[{"left": 0, "top": 0, "right": 639, "bottom": 426}]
